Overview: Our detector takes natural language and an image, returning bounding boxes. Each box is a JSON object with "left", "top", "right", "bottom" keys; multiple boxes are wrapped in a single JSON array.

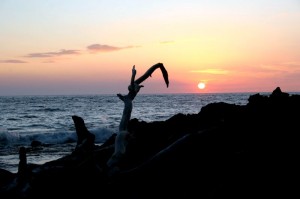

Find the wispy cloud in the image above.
[
  {"left": 280, "top": 61, "right": 300, "bottom": 68},
  {"left": 190, "top": 69, "right": 229, "bottom": 75},
  {"left": 253, "top": 62, "right": 300, "bottom": 74},
  {"left": 42, "top": 60, "right": 55, "bottom": 63},
  {"left": 87, "top": 44, "right": 140, "bottom": 52},
  {"left": 160, "top": 40, "right": 175, "bottom": 44},
  {"left": 26, "top": 49, "right": 80, "bottom": 58},
  {"left": 87, "top": 44, "right": 120, "bottom": 52},
  {"left": 0, "top": 59, "right": 28, "bottom": 63},
  {"left": 282, "top": 61, "right": 300, "bottom": 67}
]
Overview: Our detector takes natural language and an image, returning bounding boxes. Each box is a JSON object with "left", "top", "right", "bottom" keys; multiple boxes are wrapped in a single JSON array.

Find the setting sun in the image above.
[{"left": 198, "top": 82, "right": 206, "bottom": 90}]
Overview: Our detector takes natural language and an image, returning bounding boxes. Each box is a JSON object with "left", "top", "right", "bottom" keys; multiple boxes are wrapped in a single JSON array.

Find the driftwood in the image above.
[
  {"left": 106, "top": 63, "right": 169, "bottom": 170},
  {"left": 72, "top": 115, "right": 95, "bottom": 152}
]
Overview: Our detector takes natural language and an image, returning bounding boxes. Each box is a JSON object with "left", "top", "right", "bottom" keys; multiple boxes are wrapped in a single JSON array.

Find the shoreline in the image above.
[{"left": 1, "top": 87, "right": 299, "bottom": 198}]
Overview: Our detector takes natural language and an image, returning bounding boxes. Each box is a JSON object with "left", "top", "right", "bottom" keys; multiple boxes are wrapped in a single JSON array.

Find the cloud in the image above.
[
  {"left": 190, "top": 69, "right": 229, "bottom": 75},
  {"left": 160, "top": 41, "right": 175, "bottom": 44},
  {"left": 190, "top": 65, "right": 284, "bottom": 77},
  {"left": 42, "top": 60, "right": 55, "bottom": 63},
  {"left": 87, "top": 44, "right": 120, "bottom": 52},
  {"left": 87, "top": 44, "right": 140, "bottom": 52},
  {"left": 250, "top": 62, "right": 300, "bottom": 74},
  {"left": 280, "top": 61, "right": 300, "bottom": 68},
  {"left": 26, "top": 49, "right": 80, "bottom": 58},
  {"left": 0, "top": 59, "right": 28, "bottom": 63}
]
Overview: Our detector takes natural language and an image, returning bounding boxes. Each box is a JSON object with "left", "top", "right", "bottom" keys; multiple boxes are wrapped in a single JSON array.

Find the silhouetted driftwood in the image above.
[
  {"left": 72, "top": 115, "right": 95, "bottom": 152},
  {"left": 107, "top": 63, "right": 169, "bottom": 170}
]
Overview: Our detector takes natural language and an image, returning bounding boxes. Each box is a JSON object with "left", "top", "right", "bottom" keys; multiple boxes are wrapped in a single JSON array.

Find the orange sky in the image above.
[{"left": 0, "top": 0, "right": 299, "bottom": 95}]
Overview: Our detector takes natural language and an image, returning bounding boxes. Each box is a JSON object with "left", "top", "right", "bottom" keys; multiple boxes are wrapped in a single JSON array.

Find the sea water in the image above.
[{"left": 0, "top": 93, "right": 255, "bottom": 173}]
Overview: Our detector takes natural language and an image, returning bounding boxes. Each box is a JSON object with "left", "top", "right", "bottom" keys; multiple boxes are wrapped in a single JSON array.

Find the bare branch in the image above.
[
  {"left": 107, "top": 63, "right": 169, "bottom": 170},
  {"left": 134, "top": 63, "right": 169, "bottom": 88}
]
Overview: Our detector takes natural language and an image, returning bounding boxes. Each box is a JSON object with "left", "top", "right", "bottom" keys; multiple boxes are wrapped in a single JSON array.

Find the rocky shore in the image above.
[{"left": 0, "top": 87, "right": 298, "bottom": 199}]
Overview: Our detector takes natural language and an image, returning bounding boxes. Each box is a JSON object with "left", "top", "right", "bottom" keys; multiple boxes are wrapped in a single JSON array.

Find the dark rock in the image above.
[
  {"left": 271, "top": 86, "right": 289, "bottom": 98},
  {"left": 0, "top": 169, "right": 15, "bottom": 188},
  {"left": 100, "top": 133, "right": 116, "bottom": 148},
  {"left": 0, "top": 87, "right": 298, "bottom": 199},
  {"left": 30, "top": 140, "right": 42, "bottom": 147}
]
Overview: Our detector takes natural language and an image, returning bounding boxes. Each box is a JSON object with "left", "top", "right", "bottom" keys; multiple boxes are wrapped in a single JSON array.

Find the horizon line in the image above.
[{"left": 1, "top": 90, "right": 300, "bottom": 97}]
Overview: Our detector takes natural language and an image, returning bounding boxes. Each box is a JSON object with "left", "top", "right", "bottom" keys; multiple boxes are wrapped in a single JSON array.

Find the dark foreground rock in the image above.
[{"left": 0, "top": 87, "right": 299, "bottom": 198}]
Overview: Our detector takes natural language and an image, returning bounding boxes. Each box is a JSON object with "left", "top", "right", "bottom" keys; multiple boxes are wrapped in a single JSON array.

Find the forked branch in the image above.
[{"left": 107, "top": 63, "right": 169, "bottom": 170}]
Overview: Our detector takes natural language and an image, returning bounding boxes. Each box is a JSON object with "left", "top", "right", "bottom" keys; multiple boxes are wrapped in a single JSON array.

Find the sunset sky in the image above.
[{"left": 0, "top": 0, "right": 299, "bottom": 95}]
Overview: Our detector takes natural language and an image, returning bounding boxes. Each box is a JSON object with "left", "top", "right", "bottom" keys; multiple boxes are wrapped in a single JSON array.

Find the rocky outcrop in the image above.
[{"left": 0, "top": 87, "right": 299, "bottom": 198}]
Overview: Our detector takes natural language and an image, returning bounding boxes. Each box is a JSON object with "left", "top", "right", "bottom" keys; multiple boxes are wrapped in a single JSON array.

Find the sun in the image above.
[{"left": 198, "top": 82, "right": 206, "bottom": 90}]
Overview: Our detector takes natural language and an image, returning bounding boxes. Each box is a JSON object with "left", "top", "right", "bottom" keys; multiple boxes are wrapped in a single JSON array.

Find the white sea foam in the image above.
[
  {"left": 0, "top": 127, "right": 114, "bottom": 146},
  {"left": 0, "top": 128, "right": 20, "bottom": 145}
]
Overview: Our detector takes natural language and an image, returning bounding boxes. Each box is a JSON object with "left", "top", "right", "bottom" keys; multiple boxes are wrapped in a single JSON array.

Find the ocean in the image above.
[{"left": 0, "top": 93, "right": 257, "bottom": 173}]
